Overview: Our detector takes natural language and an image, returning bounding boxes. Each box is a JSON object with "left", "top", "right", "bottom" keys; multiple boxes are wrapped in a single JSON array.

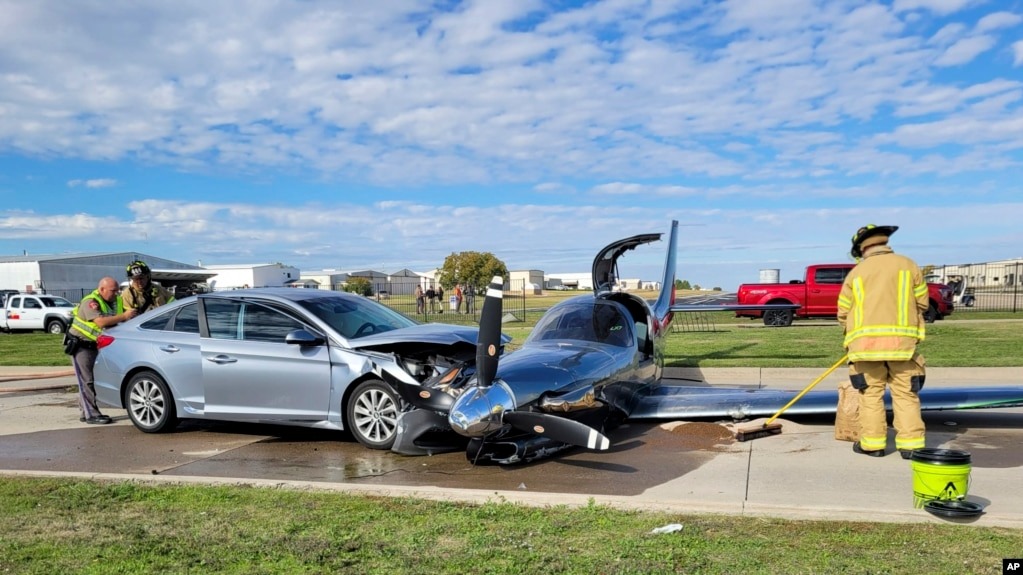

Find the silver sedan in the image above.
[{"left": 94, "top": 288, "right": 483, "bottom": 450}]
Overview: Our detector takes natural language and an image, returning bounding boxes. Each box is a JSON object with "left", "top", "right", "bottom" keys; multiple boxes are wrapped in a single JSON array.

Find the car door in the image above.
[
  {"left": 140, "top": 302, "right": 205, "bottom": 412},
  {"left": 7, "top": 296, "right": 43, "bottom": 330},
  {"left": 201, "top": 298, "right": 332, "bottom": 422},
  {"left": 806, "top": 267, "right": 849, "bottom": 316}
]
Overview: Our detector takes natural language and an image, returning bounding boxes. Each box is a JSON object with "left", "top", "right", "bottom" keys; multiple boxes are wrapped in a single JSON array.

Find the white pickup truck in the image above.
[{"left": 1, "top": 293, "right": 75, "bottom": 334}]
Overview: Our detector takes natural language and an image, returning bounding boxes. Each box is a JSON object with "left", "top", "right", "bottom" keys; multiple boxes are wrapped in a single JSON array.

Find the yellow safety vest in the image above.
[{"left": 70, "top": 290, "right": 125, "bottom": 342}]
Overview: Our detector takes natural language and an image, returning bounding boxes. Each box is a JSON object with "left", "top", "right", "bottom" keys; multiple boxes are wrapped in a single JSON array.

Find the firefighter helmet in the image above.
[
  {"left": 126, "top": 260, "right": 151, "bottom": 278},
  {"left": 850, "top": 224, "right": 898, "bottom": 259}
]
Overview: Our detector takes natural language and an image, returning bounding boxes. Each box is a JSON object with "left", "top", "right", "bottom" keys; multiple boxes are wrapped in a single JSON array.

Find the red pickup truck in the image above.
[{"left": 735, "top": 264, "right": 954, "bottom": 327}]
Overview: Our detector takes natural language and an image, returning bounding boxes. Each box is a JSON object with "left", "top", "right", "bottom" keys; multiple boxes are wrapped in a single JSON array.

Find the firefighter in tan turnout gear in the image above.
[
  {"left": 837, "top": 225, "right": 928, "bottom": 459},
  {"left": 121, "top": 260, "right": 175, "bottom": 314}
]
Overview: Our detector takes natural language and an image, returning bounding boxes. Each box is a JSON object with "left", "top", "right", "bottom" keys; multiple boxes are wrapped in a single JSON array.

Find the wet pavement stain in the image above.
[
  {"left": 0, "top": 419, "right": 722, "bottom": 497},
  {"left": 924, "top": 411, "right": 1023, "bottom": 468},
  {"left": 167, "top": 421, "right": 721, "bottom": 496}
]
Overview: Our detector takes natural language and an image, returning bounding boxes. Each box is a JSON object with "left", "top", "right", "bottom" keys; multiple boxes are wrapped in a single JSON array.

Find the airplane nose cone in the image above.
[{"left": 448, "top": 382, "right": 516, "bottom": 437}]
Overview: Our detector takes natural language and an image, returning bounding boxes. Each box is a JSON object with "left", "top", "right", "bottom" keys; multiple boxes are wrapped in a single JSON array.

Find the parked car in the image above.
[
  {"left": 94, "top": 288, "right": 501, "bottom": 450},
  {"left": 1, "top": 293, "right": 75, "bottom": 334},
  {"left": 735, "top": 264, "right": 953, "bottom": 326}
]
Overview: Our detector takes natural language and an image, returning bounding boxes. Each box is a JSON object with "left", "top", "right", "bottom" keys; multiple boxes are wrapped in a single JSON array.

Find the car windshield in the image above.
[
  {"left": 525, "top": 299, "right": 633, "bottom": 347},
  {"left": 298, "top": 295, "right": 417, "bottom": 339}
]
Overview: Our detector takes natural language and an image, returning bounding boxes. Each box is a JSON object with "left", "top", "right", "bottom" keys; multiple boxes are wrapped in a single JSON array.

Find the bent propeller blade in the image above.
[
  {"left": 380, "top": 370, "right": 455, "bottom": 412},
  {"left": 503, "top": 411, "right": 611, "bottom": 451},
  {"left": 475, "top": 275, "right": 504, "bottom": 388}
]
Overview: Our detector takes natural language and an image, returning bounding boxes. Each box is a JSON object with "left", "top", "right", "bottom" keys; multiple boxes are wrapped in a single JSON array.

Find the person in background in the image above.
[
  {"left": 415, "top": 284, "right": 425, "bottom": 314},
  {"left": 425, "top": 285, "right": 436, "bottom": 313},
  {"left": 67, "top": 277, "right": 138, "bottom": 424},
  {"left": 121, "top": 260, "right": 175, "bottom": 314},
  {"left": 436, "top": 284, "right": 444, "bottom": 314},
  {"left": 454, "top": 283, "right": 464, "bottom": 314},
  {"left": 837, "top": 224, "right": 928, "bottom": 460},
  {"left": 465, "top": 284, "right": 476, "bottom": 315}
]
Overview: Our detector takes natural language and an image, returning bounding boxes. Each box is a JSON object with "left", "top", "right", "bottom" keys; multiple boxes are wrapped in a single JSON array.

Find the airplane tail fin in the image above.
[{"left": 652, "top": 220, "right": 679, "bottom": 325}]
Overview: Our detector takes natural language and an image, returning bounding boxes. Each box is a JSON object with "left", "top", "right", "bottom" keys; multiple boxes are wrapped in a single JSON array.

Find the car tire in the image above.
[
  {"left": 923, "top": 302, "right": 940, "bottom": 323},
  {"left": 763, "top": 308, "right": 794, "bottom": 327},
  {"left": 346, "top": 379, "right": 400, "bottom": 450},
  {"left": 125, "top": 371, "right": 178, "bottom": 433},
  {"left": 46, "top": 320, "right": 66, "bottom": 335}
]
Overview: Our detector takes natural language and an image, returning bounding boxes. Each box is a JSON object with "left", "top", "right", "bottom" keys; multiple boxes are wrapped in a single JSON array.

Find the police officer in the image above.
[
  {"left": 837, "top": 225, "right": 928, "bottom": 459},
  {"left": 68, "top": 277, "right": 138, "bottom": 424},
  {"left": 121, "top": 260, "right": 174, "bottom": 314}
]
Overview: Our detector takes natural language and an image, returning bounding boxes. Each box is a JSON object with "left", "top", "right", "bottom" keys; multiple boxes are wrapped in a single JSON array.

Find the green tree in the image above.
[
  {"left": 342, "top": 277, "right": 373, "bottom": 297},
  {"left": 438, "top": 251, "right": 509, "bottom": 294},
  {"left": 675, "top": 279, "right": 692, "bottom": 290}
]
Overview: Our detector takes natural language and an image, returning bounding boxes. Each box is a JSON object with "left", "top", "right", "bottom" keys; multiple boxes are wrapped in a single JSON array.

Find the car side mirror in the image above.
[{"left": 285, "top": 329, "right": 326, "bottom": 346}]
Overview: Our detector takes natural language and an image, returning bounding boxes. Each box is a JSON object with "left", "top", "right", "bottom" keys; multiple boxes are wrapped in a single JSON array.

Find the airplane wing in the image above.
[
  {"left": 629, "top": 384, "right": 1023, "bottom": 420},
  {"left": 669, "top": 303, "right": 801, "bottom": 313}
]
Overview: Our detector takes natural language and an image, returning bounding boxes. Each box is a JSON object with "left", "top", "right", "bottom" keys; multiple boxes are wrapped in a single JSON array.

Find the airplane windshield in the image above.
[{"left": 526, "top": 300, "right": 633, "bottom": 347}]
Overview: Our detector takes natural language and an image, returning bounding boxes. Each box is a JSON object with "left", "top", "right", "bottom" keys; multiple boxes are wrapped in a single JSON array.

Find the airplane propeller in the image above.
[
  {"left": 503, "top": 410, "right": 611, "bottom": 451},
  {"left": 475, "top": 275, "right": 504, "bottom": 388},
  {"left": 470, "top": 275, "right": 612, "bottom": 452},
  {"left": 382, "top": 370, "right": 456, "bottom": 412}
]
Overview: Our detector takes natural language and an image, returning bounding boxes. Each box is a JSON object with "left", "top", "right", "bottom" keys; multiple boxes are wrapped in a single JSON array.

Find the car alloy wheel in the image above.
[
  {"left": 126, "top": 371, "right": 178, "bottom": 433},
  {"left": 347, "top": 379, "right": 400, "bottom": 450},
  {"left": 763, "top": 308, "right": 793, "bottom": 327}
]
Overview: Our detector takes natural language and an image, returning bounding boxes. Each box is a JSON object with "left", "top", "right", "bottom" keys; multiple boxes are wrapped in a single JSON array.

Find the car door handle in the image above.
[
  {"left": 206, "top": 355, "right": 238, "bottom": 364},
  {"left": 159, "top": 345, "right": 180, "bottom": 353}
]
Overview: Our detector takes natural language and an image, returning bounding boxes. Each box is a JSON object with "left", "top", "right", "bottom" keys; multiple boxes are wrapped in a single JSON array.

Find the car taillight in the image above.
[{"left": 97, "top": 334, "right": 115, "bottom": 349}]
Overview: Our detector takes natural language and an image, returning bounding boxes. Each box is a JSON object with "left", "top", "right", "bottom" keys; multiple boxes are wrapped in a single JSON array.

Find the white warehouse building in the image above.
[{"left": 204, "top": 263, "right": 302, "bottom": 291}]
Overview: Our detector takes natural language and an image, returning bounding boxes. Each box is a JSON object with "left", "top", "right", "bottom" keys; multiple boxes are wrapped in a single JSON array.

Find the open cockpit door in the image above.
[{"left": 591, "top": 232, "right": 662, "bottom": 295}]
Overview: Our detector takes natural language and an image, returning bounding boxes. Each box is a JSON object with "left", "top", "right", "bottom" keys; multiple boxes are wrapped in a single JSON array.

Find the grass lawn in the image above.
[
  {"left": 1, "top": 477, "right": 1020, "bottom": 575},
  {"left": 5, "top": 312, "right": 1021, "bottom": 368}
]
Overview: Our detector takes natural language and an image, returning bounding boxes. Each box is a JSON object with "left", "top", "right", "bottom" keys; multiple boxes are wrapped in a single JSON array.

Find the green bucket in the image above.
[{"left": 911, "top": 448, "right": 971, "bottom": 509}]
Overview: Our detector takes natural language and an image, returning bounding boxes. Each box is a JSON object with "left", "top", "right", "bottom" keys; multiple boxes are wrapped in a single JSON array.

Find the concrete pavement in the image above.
[{"left": 2, "top": 365, "right": 1022, "bottom": 527}]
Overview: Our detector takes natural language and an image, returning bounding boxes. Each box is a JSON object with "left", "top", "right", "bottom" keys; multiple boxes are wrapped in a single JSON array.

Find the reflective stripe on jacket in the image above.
[
  {"left": 70, "top": 290, "right": 124, "bottom": 342},
  {"left": 836, "top": 246, "right": 928, "bottom": 362}
]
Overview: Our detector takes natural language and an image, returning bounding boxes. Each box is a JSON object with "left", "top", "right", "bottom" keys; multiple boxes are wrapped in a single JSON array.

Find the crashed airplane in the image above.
[{"left": 382, "top": 220, "right": 1023, "bottom": 464}]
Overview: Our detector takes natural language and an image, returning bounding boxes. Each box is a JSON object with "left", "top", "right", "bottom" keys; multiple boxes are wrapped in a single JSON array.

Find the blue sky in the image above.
[{"left": 1, "top": 0, "right": 1021, "bottom": 289}]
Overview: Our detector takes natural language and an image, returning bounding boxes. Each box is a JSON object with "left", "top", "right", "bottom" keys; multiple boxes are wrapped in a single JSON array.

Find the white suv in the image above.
[{"left": 2, "top": 294, "right": 75, "bottom": 334}]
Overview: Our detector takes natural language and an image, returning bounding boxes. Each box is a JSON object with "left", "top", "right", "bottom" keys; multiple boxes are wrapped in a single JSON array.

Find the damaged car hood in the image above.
[{"left": 346, "top": 322, "right": 510, "bottom": 350}]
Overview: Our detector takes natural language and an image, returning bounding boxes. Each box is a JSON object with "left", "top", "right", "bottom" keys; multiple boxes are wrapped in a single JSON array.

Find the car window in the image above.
[
  {"left": 23, "top": 299, "right": 41, "bottom": 309},
  {"left": 171, "top": 303, "right": 199, "bottom": 333},
  {"left": 140, "top": 312, "right": 173, "bottom": 331},
  {"left": 205, "top": 300, "right": 242, "bottom": 340},
  {"left": 242, "top": 304, "right": 306, "bottom": 343},
  {"left": 8, "top": 297, "right": 20, "bottom": 308},
  {"left": 814, "top": 268, "right": 849, "bottom": 284},
  {"left": 40, "top": 297, "right": 73, "bottom": 307}
]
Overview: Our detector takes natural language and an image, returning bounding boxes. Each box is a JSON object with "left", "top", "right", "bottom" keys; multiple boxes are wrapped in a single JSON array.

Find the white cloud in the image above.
[
  {"left": 892, "top": 0, "right": 980, "bottom": 16},
  {"left": 934, "top": 35, "right": 996, "bottom": 66},
  {"left": 1014, "top": 40, "right": 1023, "bottom": 66},
  {"left": 66, "top": 179, "right": 118, "bottom": 188},
  {"left": 975, "top": 11, "right": 1023, "bottom": 32}
]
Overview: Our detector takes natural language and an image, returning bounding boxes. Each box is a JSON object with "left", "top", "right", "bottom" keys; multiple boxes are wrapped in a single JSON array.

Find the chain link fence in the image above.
[{"left": 927, "top": 261, "right": 1023, "bottom": 313}]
